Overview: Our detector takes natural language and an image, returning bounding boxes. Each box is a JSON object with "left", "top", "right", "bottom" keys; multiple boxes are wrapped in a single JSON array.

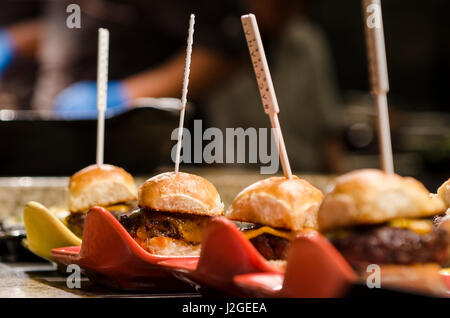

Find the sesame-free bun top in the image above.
[
  {"left": 68, "top": 164, "right": 137, "bottom": 213},
  {"left": 438, "top": 178, "right": 450, "bottom": 209},
  {"left": 318, "top": 169, "right": 446, "bottom": 232},
  {"left": 226, "top": 176, "right": 324, "bottom": 231},
  {"left": 138, "top": 172, "right": 224, "bottom": 216}
]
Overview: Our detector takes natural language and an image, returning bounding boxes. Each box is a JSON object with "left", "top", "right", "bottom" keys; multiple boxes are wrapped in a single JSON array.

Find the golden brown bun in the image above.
[
  {"left": 318, "top": 169, "right": 446, "bottom": 232},
  {"left": 438, "top": 178, "right": 450, "bottom": 209},
  {"left": 226, "top": 176, "right": 323, "bottom": 231},
  {"left": 138, "top": 172, "right": 224, "bottom": 216},
  {"left": 68, "top": 164, "right": 137, "bottom": 213}
]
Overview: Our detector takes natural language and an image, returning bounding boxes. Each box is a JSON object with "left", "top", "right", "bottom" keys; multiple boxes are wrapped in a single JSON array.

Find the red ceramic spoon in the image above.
[
  {"left": 51, "top": 206, "right": 197, "bottom": 290},
  {"left": 233, "top": 230, "right": 358, "bottom": 297}
]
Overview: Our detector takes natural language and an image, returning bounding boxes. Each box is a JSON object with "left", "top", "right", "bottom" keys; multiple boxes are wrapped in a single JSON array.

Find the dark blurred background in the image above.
[
  {"left": 308, "top": 0, "right": 450, "bottom": 189},
  {"left": 0, "top": 0, "right": 448, "bottom": 191},
  {"left": 311, "top": 0, "right": 450, "bottom": 111}
]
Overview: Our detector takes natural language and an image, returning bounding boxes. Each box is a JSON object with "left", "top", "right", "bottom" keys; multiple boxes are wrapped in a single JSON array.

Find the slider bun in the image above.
[
  {"left": 362, "top": 263, "right": 447, "bottom": 296},
  {"left": 138, "top": 172, "right": 224, "bottom": 216},
  {"left": 438, "top": 178, "right": 450, "bottom": 208},
  {"left": 318, "top": 169, "right": 446, "bottom": 232},
  {"left": 68, "top": 164, "right": 137, "bottom": 213},
  {"left": 226, "top": 176, "right": 323, "bottom": 231}
]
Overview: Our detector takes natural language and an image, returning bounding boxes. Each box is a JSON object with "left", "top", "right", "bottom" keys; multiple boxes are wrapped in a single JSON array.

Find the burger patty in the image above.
[
  {"left": 235, "top": 222, "right": 293, "bottom": 260},
  {"left": 119, "top": 208, "right": 212, "bottom": 248},
  {"left": 121, "top": 211, "right": 293, "bottom": 258},
  {"left": 249, "top": 233, "right": 291, "bottom": 260},
  {"left": 66, "top": 207, "right": 131, "bottom": 237},
  {"left": 331, "top": 225, "right": 450, "bottom": 269}
]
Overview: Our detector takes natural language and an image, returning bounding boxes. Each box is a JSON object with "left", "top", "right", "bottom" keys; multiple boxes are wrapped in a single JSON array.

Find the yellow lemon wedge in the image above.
[{"left": 23, "top": 201, "right": 81, "bottom": 260}]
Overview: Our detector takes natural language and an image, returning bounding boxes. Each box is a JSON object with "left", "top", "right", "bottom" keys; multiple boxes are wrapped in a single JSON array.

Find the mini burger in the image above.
[
  {"left": 66, "top": 164, "right": 138, "bottom": 237},
  {"left": 318, "top": 169, "right": 449, "bottom": 270},
  {"left": 119, "top": 172, "right": 224, "bottom": 256},
  {"left": 226, "top": 176, "right": 323, "bottom": 263}
]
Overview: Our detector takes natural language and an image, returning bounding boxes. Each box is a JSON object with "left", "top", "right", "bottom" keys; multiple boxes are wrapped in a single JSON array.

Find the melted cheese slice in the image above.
[
  {"left": 326, "top": 218, "right": 434, "bottom": 239},
  {"left": 388, "top": 218, "right": 433, "bottom": 235},
  {"left": 104, "top": 204, "right": 130, "bottom": 213},
  {"left": 243, "top": 226, "right": 295, "bottom": 241},
  {"left": 178, "top": 218, "right": 210, "bottom": 243}
]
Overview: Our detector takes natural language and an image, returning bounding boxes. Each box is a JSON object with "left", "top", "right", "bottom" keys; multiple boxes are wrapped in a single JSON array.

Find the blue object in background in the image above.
[
  {"left": 0, "top": 30, "right": 15, "bottom": 76},
  {"left": 53, "top": 81, "right": 130, "bottom": 119}
]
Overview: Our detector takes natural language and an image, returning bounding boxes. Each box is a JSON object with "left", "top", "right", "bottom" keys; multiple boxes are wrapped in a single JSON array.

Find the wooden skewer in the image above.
[
  {"left": 96, "top": 28, "right": 109, "bottom": 166},
  {"left": 174, "top": 14, "right": 195, "bottom": 174},
  {"left": 241, "top": 14, "right": 292, "bottom": 179},
  {"left": 362, "top": 0, "right": 394, "bottom": 173}
]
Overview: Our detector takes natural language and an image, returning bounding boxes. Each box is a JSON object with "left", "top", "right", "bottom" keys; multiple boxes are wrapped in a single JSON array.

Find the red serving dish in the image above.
[
  {"left": 51, "top": 207, "right": 357, "bottom": 296},
  {"left": 233, "top": 230, "right": 358, "bottom": 297},
  {"left": 51, "top": 206, "right": 197, "bottom": 291},
  {"left": 157, "top": 217, "right": 286, "bottom": 295}
]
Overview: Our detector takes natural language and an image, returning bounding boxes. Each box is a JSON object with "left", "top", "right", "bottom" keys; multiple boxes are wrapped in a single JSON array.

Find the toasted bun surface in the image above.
[
  {"left": 438, "top": 178, "right": 450, "bottom": 209},
  {"left": 318, "top": 169, "right": 446, "bottom": 232},
  {"left": 68, "top": 164, "right": 137, "bottom": 213},
  {"left": 138, "top": 172, "right": 224, "bottom": 216},
  {"left": 226, "top": 176, "right": 323, "bottom": 231}
]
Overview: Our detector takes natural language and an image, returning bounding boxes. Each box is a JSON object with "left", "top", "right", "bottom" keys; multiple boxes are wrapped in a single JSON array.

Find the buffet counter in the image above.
[
  {"left": 0, "top": 262, "right": 200, "bottom": 298},
  {"left": 0, "top": 168, "right": 334, "bottom": 298}
]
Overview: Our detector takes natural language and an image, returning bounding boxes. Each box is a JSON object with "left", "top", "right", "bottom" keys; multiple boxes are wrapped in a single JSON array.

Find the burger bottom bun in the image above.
[
  {"left": 362, "top": 263, "right": 446, "bottom": 296},
  {"left": 142, "top": 236, "right": 201, "bottom": 257}
]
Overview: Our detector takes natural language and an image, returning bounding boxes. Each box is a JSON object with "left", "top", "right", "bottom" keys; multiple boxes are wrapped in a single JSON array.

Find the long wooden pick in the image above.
[
  {"left": 174, "top": 14, "right": 195, "bottom": 174},
  {"left": 362, "top": 0, "right": 394, "bottom": 173},
  {"left": 96, "top": 28, "right": 109, "bottom": 166}
]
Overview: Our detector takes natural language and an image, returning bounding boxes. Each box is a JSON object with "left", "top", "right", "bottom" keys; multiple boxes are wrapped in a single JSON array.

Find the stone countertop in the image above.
[{"left": 0, "top": 262, "right": 200, "bottom": 298}]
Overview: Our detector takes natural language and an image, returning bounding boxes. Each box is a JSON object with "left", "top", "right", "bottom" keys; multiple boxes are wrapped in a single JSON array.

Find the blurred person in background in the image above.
[
  {"left": 0, "top": 0, "right": 245, "bottom": 117},
  {"left": 0, "top": 1, "right": 41, "bottom": 110},
  {"left": 0, "top": 0, "right": 346, "bottom": 173}
]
